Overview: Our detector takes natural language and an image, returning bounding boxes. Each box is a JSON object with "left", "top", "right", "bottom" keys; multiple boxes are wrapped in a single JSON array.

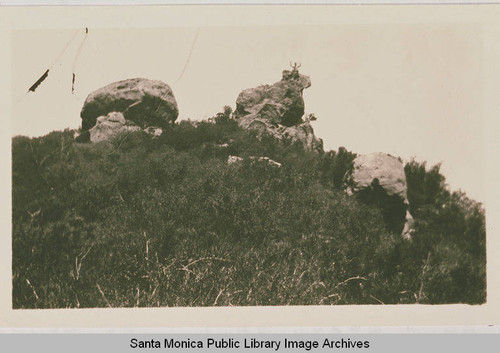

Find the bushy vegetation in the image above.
[
  {"left": 402, "top": 161, "right": 486, "bottom": 303},
  {"left": 12, "top": 111, "right": 485, "bottom": 308}
]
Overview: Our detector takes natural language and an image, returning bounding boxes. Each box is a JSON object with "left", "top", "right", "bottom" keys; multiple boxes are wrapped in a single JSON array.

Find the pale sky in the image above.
[{"left": 12, "top": 25, "right": 484, "bottom": 202}]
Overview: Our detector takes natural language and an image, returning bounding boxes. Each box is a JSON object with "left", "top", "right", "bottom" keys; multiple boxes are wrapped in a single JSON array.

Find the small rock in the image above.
[
  {"left": 228, "top": 155, "right": 281, "bottom": 168},
  {"left": 250, "top": 156, "right": 282, "bottom": 168},
  {"left": 227, "top": 155, "right": 244, "bottom": 165},
  {"left": 214, "top": 143, "right": 229, "bottom": 148},
  {"left": 88, "top": 112, "right": 141, "bottom": 143},
  {"left": 145, "top": 126, "right": 163, "bottom": 137}
]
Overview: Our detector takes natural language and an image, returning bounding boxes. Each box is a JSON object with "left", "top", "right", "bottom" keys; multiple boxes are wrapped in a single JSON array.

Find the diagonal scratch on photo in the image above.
[{"left": 11, "top": 25, "right": 486, "bottom": 309}]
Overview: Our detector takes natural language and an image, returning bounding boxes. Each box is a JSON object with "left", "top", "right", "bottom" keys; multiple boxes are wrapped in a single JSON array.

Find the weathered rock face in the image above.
[
  {"left": 346, "top": 152, "right": 414, "bottom": 238},
  {"left": 235, "top": 70, "right": 311, "bottom": 127},
  {"left": 234, "top": 70, "right": 323, "bottom": 152},
  {"left": 80, "top": 78, "right": 178, "bottom": 131},
  {"left": 88, "top": 112, "right": 141, "bottom": 143},
  {"left": 349, "top": 153, "right": 408, "bottom": 198},
  {"left": 281, "top": 123, "right": 323, "bottom": 152}
]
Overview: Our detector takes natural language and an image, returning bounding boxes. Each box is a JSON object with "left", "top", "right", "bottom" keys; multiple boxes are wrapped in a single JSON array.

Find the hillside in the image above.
[{"left": 12, "top": 111, "right": 486, "bottom": 308}]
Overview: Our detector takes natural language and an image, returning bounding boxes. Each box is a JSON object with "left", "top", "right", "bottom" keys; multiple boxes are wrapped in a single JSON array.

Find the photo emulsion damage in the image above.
[{"left": 11, "top": 25, "right": 486, "bottom": 309}]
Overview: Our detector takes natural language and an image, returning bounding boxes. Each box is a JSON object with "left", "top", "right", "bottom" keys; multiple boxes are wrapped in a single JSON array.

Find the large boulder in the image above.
[
  {"left": 80, "top": 78, "right": 178, "bottom": 131},
  {"left": 87, "top": 112, "right": 141, "bottom": 143},
  {"left": 346, "top": 152, "right": 414, "bottom": 238},
  {"left": 234, "top": 69, "right": 323, "bottom": 152},
  {"left": 234, "top": 69, "right": 311, "bottom": 127}
]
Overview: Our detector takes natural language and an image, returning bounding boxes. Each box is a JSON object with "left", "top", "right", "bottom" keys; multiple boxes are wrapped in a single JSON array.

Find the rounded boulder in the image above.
[{"left": 80, "top": 78, "right": 178, "bottom": 131}]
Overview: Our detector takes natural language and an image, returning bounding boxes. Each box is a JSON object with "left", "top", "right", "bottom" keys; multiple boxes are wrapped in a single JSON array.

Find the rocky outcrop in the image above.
[
  {"left": 234, "top": 69, "right": 311, "bottom": 127},
  {"left": 346, "top": 152, "right": 414, "bottom": 238},
  {"left": 80, "top": 78, "right": 178, "bottom": 131},
  {"left": 234, "top": 70, "right": 323, "bottom": 152},
  {"left": 87, "top": 112, "right": 141, "bottom": 143}
]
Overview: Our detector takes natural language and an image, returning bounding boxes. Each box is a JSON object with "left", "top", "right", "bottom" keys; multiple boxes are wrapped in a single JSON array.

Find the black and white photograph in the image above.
[{"left": 2, "top": 4, "right": 499, "bottom": 327}]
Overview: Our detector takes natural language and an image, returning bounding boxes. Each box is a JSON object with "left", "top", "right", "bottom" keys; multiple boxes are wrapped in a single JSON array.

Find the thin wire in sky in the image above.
[
  {"left": 49, "top": 29, "right": 81, "bottom": 70},
  {"left": 16, "top": 29, "right": 82, "bottom": 103},
  {"left": 173, "top": 27, "right": 200, "bottom": 87},
  {"left": 72, "top": 28, "right": 89, "bottom": 93}
]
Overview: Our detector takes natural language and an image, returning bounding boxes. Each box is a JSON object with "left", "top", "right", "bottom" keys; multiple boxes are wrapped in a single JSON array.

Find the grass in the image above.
[{"left": 12, "top": 113, "right": 486, "bottom": 308}]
